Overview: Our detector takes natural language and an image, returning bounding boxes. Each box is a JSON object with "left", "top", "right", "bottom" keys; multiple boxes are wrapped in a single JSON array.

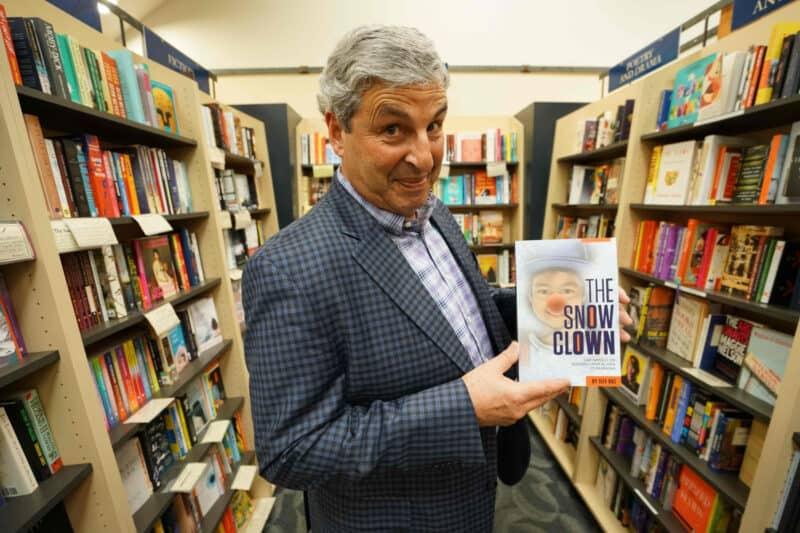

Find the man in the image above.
[{"left": 243, "top": 25, "right": 631, "bottom": 532}]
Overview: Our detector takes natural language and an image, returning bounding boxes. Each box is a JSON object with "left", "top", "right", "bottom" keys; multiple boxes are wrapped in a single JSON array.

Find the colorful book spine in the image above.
[
  {"left": 54, "top": 33, "right": 80, "bottom": 103},
  {"left": 131, "top": 339, "right": 153, "bottom": 401},
  {"left": 16, "top": 389, "right": 63, "bottom": 475},
  {"left": 114, "top": 345, "right": 138, "bottom": 414},
  {"left": 123, "top": 340, "right": 147, "bottom": 407},
  {"left": 91, "top": 355, "right": 118, "bottom": 427},
  {"left": 103, "top": 350, "right": 128, "bottom": 420},
  {"left": 0, "top": 7, "right": 22, "bottom": 85}
]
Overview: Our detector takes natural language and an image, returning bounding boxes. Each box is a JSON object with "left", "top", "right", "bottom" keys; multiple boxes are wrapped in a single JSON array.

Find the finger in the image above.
[
  {"left": 521, "top": 385, "right": 571, "bottom": 413},
  {"left": 516, "top": 378, "right": 570, "bottom": 402},
  {"left": 618, "top": 287, "right": 630, "bottom": 305},
  {"left": 620, "top": 328, "right": 631, "bottom": 344},
  {"left": 490, "top": 341, "right": 519, "bottom": 373},
  {"left": 619, "top": 308, "right": 633, "bottom": 327}
]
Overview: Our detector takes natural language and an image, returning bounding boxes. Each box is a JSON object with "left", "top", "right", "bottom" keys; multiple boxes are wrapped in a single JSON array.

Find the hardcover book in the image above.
[
  {"left": 150, "top": 80, "right": 179, "bottom": 134},
  {"left": 620, "top": 346, "right": 650, "bottom": 405},
  {"left": 648, "top": 140, "right": 700, "bottom": 205},
  {"left": 667, "top": 53, "right": 720, "bottom": 129},
  {"left": 737, "top": 326, "right": 793, "bottom": 405},
  {"left": 516, "top": 238, "right": 620, "bottom": 386},
  {"left": 187, "top": 297, "right": 223, "bottom": 353},
  {"left": 713, "top": 316, "right": 757, "bottom": 385}
]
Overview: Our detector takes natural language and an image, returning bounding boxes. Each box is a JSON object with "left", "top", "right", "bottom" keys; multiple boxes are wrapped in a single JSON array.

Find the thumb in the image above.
[{"left": 490, "top": 342, "right": 519, "bottom": 373}]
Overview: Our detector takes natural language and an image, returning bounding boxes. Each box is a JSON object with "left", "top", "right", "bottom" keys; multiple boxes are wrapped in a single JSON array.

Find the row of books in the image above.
[
  {"left": 305, "top": 177, "right": 331, "bottom": 210},
  {"left": 476, "top": 250, "right": 514, "bottom": 286},
  {"left": 434, "top": 171, "right": 518, "bottom": 206},
  {"left": 153, "top": 484, "right": 255, "bottom": 533},
  {"left": 0, "top": 9, "right": 179, "bottom": 133},
  {"left": 643, "top": 125, "right": 799, "bottom": 206},
  {"left": 632, "top": 221, "right": 800, "bottom": 308},
  {"left": 555, "top": 214, "right": 614, "bottom": 240},
  {"left": 444, "top": 130, "right": 518, "bottom": 163},
  {"left": 26, "top": 115, "right": 193, "bottom": 219},
  {"left": 0, "top": 272, "right": 26, "bottom": 365},
  {"left": 88, "top": 298, "right": 224, "bottom": 429},
  {"left": 116, "top": 403, "right": 244, "bottom": 514},
  {"left": 537, "top": 398, "right": 580, "bottom": 450},
  {"left": 214, "top": 169, "right": 258, "bottom": 211},
  {"left": 574, "top": 99, "right": 634, "bottom": 153},
  {"left": 0, "top": 388, "right": 62, "bottom": 498},
  {"left": 567, "top": 158, "right": 624, "bottom": 205},
  {"left": 300, "top": 132, "right": 341, "bottom": 166},
  {"left": 598, "top": 401, "right": 743, "bottom": 532},
  {"left": 60, "top": 231, "right": 206, "bottom": 333},
  {"left": 630, "top": 284, "right": 792, "bottom": 403},
  {"left": 223, "top": 225, "right": 262, "bottom": 270},
  {"left": 202, "top": 103, "right": 257, "bottom": 159},
  {"left": 452, "top": 211, "right": 507, "bottom": 246},
  {"left": 660, "top": 22, "right": 800, "bottom": 131}
]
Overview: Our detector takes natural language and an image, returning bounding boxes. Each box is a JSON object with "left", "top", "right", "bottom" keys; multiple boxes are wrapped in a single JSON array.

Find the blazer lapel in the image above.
[{"left": 329, "top": 179, "right": 475, "bottom": 374}]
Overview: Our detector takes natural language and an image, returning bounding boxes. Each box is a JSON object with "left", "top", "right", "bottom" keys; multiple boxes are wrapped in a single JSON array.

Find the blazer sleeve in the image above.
[{"left": 243, "top": 253, "right": 487, "bottom": 491}]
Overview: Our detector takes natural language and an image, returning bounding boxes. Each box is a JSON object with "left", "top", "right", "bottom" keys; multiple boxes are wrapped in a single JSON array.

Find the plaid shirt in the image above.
[{"left": 338, "top": 171, "right": 493, "bottom": 367}]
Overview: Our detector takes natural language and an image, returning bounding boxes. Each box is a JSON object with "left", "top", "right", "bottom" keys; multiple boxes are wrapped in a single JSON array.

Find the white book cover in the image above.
[
  {"left": 696, "top": 52, "right": 747, "bottom": 122},
  {"left": 776, "top": 121, "right": 800, "bottom": 204},
  {"left": 0, "top": 406, "right": 38, "bottom": 497},
  {"left": 649, "top": 140, "right": 699, "bottom": 205},
  {"left": 194, "top": 459, "right": 224, "bottom": 517},
  {"left": 516, "top": 238, "right": 621, "bottom": 386},
  {"left": 691, "top": 135, "right": 752, "bottom": 205},
  {"left": 187, "top": 297, "right": 223, "bottom": 353},
  {"left": 115, "top": 438, "right": 153, "bottom": 513}
]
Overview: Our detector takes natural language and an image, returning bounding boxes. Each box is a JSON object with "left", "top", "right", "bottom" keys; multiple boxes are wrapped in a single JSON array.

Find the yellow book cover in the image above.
[
  {"left": 139, "top": 338, "right": 160, "bottom": 394},
  {"left": 645, "top": 361, "right": 664, "bottom": 420},
  {"left": 644, "top": 145, "right": 662, "bottom": 202},
  {"left": 123, "top": 340, "right": 144, "bottom": 405},
  {"left": 661, "top": 375, "right": 684, "bottom": 437},
  {"left": 755, "top": 22, "right": 800, "bottom": 104},
  {"left": 175, "top": 400, "right": 193, "bottom": 452}
]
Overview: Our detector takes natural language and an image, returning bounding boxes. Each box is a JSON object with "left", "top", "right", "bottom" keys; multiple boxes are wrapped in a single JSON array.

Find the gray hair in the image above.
[{"left": 317, "top": 25, "right": 449, "bottom": 131}]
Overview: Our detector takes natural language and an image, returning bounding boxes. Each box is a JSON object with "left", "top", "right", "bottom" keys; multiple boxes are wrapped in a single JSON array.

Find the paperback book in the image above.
[{"left": 516, "top": 238, "right": 621, "bottom": 386}]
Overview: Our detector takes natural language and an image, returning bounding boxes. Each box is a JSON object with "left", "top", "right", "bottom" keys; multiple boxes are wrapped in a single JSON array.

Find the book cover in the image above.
[
  {"left": 714, "top": 316, "right": 757, "bottom": 385},
  {"left": 0, "top": 7, "right": 21, "bottom": 85},
  {"left": 641, "top": 286, "right": 674, "bottom": 349},
  {"left": 477, "top": 210, "right": 504, "bottom": 245},
  {"left": 737, "top": 326, "right": 793, "bottom": 405},
  {"left": 12, "top": 389, "right": 62, "bottom": 475},
  {"left": 187, "top": 297, "right": 223, "bottom": 353},
  {"left": 672, "top": 466, "right": 728, "bottom": 532},
  {"left": 516, "top": 238, "right": 620, "bottom": 386},
  {"left": 719, "top": 225, "right": 783, "bottom": 298},
  {"left": 776, "top": 121, "right": 800, "bottom": 204},
  {"left": 667, "top": 53, "right": 719, "bottom": 129},
  {"left": 0, "top": 405, "right": 38, "bottom": 497},
  {"left": 150, "top": 80, "right": 179, "bottom": 134},
  {"left": 666, "top": 294, "right": 714, "bottom": 362},
  {"left": 649, "top": 140, "right": 699, "bottom": 205},
  {"left": 115, "top": 437, "right": 153, "bottom": 513},
  {"left": 135, "top": 236, "right": 178, "bottom": 304},
  {"left": 620, "top": 346, "right": 650, "bottom": 405},
  {"left": 477, "top": 254, "right": 499, "bottom": 283}
]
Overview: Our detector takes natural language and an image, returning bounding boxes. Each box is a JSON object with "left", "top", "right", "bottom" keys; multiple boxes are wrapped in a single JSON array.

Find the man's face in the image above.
[
  {"left": 327, "top": 82, "right": 447, "bottom": 217},
  {"left": 529, "top": 269, "right": 584, "bottom": 329}
]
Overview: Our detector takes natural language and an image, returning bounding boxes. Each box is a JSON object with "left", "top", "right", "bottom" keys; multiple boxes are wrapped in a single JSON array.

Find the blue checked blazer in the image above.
[{"left": 243, "top": 177, "right": 515, "bottom": 532}]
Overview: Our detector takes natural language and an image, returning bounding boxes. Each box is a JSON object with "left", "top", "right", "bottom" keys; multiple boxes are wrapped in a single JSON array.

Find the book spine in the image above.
[
  {"left": 82, "top": 47, "right": 105, "bottom": 111},
  {"left": 30, "top": 19, "right": 68, "bottom": 100},
  {"left": 137, "top": 337, "right": 160, "bottom": 395},
  {"left": 86, "top": 250, "right": 108, "bottom": 323},
  {"left": 0, "top": 400, "right": 50, "bottom": 481},
  {"left": 0, "top": 7, "right": 22, "bottom": 85},
  {"left": 23, "top": 114, "right": 62, "bottom": 218},
  {"left": 761, "top": 240, "right": 786, "bottom": 303},
  {"left": 7, "top": 17, "right": 40, "bottom": 90},
  {"left": 131, "top": 240, "right": 151, "bottom": 309},
  {"left": 90, "top": 355, "right": 118, "bottom": 427},
  {"left": 17, "top": 390, "right": 62, "bottom": 474},
  {"left": 123, "top": 242, "right": 145, "bottom": 310},
  {"left": 178, "top": 228, "right": 198, "bottom": 287},
  {"left": 23, "top": 19, "right": 50, "bottom": 94},
  {"left": 120, "top": 154, "right": 140, "bottom": 215},
  {"left": 131, "top": 339, "right": 152, "bottom": 401},
  {"left": 54, "top": 33, "right": 80, "bottom": 103},
  {"left": 670, "top": 381, "right": 693, "bottom": 443},
  {"left": 114, "top": 345, "right": 138, "bottom": 414},
  {"left": 103, "top": 350, "right": 128, "bottom": 420},
  {"left": 124, "top": 340, "right": 147, "bottom": 405},
  {"left": 0, "top": 406, "right": 38, "bottom": 496},
  {"left": 746, "top": 46, "right": 766, "bottom": 108},
  {"left": 67, "top": 35, "right": 92, "bottom": 107}
]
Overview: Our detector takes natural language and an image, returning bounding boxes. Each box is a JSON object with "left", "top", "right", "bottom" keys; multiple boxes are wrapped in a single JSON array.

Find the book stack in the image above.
[
  {"left": 659, "top": 23, "right": 800, "bottom": 131},
  {"left": 598, "top": 401, "right": 741, "bottom": 531},
  {"left": 631, "top": 220, "right": 800, "bottom": 309},
  {"left": 433, "top": 171, "right": 518, "bottom": 206},
  {"left": 202, "top": 104, "right": 257, "bottom": 158},
  {"left": 153, "top": 479, "right": 254, "bottom": 533},
  {"left": 0, "top": 388, "right": 62, "bottom": 498},
  {"left": 555, "top": 214, "right": 614, "bottom": 239},
  {"left": 60, "top": 232, "right": 206, "bottom": 332},
  {"left": 0, "top": 11, "right": 179, "bottom": 132},
  {"left": 444, "top": 129, "right": 517, "bottom": 162},
  {"left": 24, "top": 115, "right": 193, "bottom": 219},
  {"left": 214, "top": 168, "right": 259, "bottom": 211},
  {"left": 574, "top": 100, "right": 634, "bottom": 153},
  {"left": 535, "top": 399, "right": 580, "bottom": 451},
  {"left": 567, "top": 158, "right": 625, "bottom": 205},
  {"left": 300, "top": 132, "right": 340, "bottom": 166},
  {"left": 643, "top": 122, "right": 799, "bottom": 206},
  {"left": 476, "top": 251, "right": 514, "bottom": 286}
]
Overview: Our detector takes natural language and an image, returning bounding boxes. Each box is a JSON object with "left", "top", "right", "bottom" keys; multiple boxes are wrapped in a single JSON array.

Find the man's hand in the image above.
[
  {"left": 619, "top": 288, "right": 634, "bottom": 343},
  {"left": 462, "top": 342, "right": 569, "bottom": 427}
]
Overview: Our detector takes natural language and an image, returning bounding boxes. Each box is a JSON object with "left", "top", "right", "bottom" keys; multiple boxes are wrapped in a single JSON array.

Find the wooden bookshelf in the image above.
[
  {"left": 539, "top": 4, "right": 800, "bottom": 531},
  {"left": 0, "top": 1, "right": 277, "bottom": 530},
  {"left": 557, "top": 140, "right": 628, "bottom": 164},
  {"left": 554, "top": 393, "right": 582, "bottom": 427},
  {"left": 528, "top": 410, "right": 577, "bottom": 479}
]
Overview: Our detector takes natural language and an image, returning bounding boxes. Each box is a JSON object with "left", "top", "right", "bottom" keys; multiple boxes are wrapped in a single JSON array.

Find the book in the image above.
[
  {"left": 666, "top": 295, "right": 717, "bottom": 362},
  {"left": 477, "top": 210, "right": 504, "bottom": 245},
  {"left": 714, "top": 316, "right": 757, "bottom": 385},
  {"left": 134, "top": 235, "right": 179, "bottom": 304},
  {"left": 0, "top": 404, "right": 38, "bottom": 497},
  {"left": 0, "top": 6, "right": 21, "bottom": 86},
  {"left": 667, "top": 53, "right": 720, "bottom": 129},
  {"left": 776, "top": 121, "right": 800, "bottom": 204},
  {"left": 640, "top": 286, "right": 674, "bottom": 349},
  {"left": 516, "top": 238, "right": 620, "bottom": 386},
  {"left": 150, "top": 80, "right": 179, "bottom": 134},
  {"left": 115, "top": 437, "right": 153, "bottom": 513},
  {"left": 620, "top": 346, "right": 650, "bottom": 405},
  {"left": 719, "top": 225, "right": 783, "bottom": 298},
  {"left": 737, "top": 326, "right": 793, "bottom": 405},
  {"left": 186, "top": 297, "right": 223, "bottom": 353},
  {"left": 11, "top": 389, "right": 62, "bottom": 475},
  {"left": 672, "top": 466, "right": 730, "bottom": 532},
  {"left": 647, "top": 140, "right": 699, "bottom": 204}
]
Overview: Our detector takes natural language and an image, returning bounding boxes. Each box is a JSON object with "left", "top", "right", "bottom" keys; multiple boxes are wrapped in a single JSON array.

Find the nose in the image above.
[
  {"left": 546, "top": 294, "right": 567, "bottom": 314},
  {"left": 404, "top": 130, "right": 434, "bottom": 172}
]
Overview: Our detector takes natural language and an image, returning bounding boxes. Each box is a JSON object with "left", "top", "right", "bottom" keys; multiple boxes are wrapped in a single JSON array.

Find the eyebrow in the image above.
[{"left": 374, "top": 103, "right": 448, "bottom": 122}]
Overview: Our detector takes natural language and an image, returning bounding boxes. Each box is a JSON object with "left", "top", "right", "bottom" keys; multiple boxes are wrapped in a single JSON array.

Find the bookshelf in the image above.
[
  {"left": 538, "top": 3, "right": 800, "bottom": 531},
  {"left": 0, "top": 0, "right": 275, "bottom": 530}
]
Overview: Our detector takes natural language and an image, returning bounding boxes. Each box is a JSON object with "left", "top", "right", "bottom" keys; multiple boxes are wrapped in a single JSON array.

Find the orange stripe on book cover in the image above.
[{"left": 585, "top": 376, "right": 621, "bottom": 387}]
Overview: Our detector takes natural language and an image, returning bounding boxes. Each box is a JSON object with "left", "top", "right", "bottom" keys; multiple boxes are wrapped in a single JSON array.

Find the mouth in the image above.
[{"left": 395, "top": 175, "right": 430, "bottom": 191}]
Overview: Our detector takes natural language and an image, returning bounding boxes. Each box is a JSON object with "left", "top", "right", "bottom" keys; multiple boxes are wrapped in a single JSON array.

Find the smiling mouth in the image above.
[{"left": 396, "top": 176, "right": 430, "bottom": 189}]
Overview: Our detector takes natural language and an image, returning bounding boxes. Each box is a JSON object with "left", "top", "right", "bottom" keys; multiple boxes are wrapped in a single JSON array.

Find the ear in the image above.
[{"left": 325, "top": 111, "right": 345, "bottom": 157}]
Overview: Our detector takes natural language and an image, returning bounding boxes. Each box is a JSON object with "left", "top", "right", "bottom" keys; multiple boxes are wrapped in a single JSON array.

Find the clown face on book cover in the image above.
[{"left": 516, "top": 238, "right": 621, "bottom": 386}]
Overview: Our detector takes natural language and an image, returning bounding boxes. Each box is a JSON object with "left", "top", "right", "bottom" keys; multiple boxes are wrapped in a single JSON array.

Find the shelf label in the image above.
[
  {"left": 231, "top": 464, "right": 258, "bottom": 491},
  {"left": 682, "top": 367, "right": 733, "bottom": 388},
  {"left": 219, "top": 210, "right": 232, "bottom": 230},
  {"left": 731, "top": 0, "right": 793, "bottom": 31},
  {"left": 694, "top": 108, "right": 744, "bottom": 127},
  {"left": 229, "top": 268, "right": 243, "bottom": 281},
  {"left": 0, "top": 221, "right": 35, "bottom": 264},
  {"left": 486, "top": 161, "right": 507, "bottom": 178},
  {"left": 633, "top": 488, "right": 658, "bottom": 515},
  {"left": 312, "top": 164, "right": 334, "bottom": 178},
  {"left": 209, "top": 146, "right": 225, "bottom": 169},
  {"left": 167, "top": 462, "right": 208, "bottom": 493},
  {"left": 144, "top": 303, "right": 181, "bottom": 336},
  {"left": 608, "top": 27, "right": 680, "bottom": 92},
  {"left": 438, "top": 163, "right": 450, "bottom": 179},
  {"left": 51, "top": 220, "right": 80, "bottom": 253},
  {"left": 254, "top": 161, "right": 263, "bottom": 178},
  {"left": 132, "top": 214, "right": 173, "bottom": 236},
  {"left": 64, "top": 218, "right": 118, "bottom": 248},
  {"left": 233, "top": 209, "right": 252, "bottom": 229},
  {"left": 199, "top": 420, "right": 231, "bottom": 444},
  {"left": 124, "top": 398, "right": 174, "bottom": 424}
]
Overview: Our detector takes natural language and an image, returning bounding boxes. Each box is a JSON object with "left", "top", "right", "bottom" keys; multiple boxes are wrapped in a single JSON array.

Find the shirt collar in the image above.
[{"left": 336, "top": 169, "right": 435, "bottom": 236}]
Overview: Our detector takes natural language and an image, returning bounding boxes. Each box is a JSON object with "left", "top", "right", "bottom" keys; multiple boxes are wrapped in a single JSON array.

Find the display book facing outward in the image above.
[
  {"left": 0, "top": 0, "right": 277, "bottom": 530},
  {"left": 537, "top": 3, "right": 800, "bottom": 533}
]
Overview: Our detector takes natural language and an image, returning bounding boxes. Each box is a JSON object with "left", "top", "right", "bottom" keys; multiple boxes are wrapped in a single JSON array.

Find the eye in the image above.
[
  {"left": 384, "top": 124, "right": 400, "bottom": 136},
  {"left": 427, "top": 121, "right": 442, "bottom": 133}
]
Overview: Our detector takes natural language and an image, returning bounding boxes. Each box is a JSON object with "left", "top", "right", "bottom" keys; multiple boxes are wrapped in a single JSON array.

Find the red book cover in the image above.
[
  {"left": 744, "top": 46, "right": 766, "bottom": 108},
  {"left": 695, "top": 228, "right": 719, "bottom": 289},
  {"left": 672, "top": 466, "right": 724, "bottom": 532},
  {"left": 114, "top": 345, "right": 139, "bottom": 413},
  {"left": 0, "top": 5, "right": 22, "bottom": 85},
  {"left": 170, "top": 234, "right": 191, "bottom": 290},
  {"left": 100, "top": 52, "right": 125, "bottom": 118},
  {"left": 82, "top": 134, "right": 116, "bottom": 217},
  {"left": 101, "top": 151, "right": 121, "bottom": 217}
]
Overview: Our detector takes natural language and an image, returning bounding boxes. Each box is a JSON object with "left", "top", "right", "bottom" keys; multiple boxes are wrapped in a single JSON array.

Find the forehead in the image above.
[
  {"left": 359, "top": 83, "right": 447, "bottom": 120},
  {"left": 531, "top": 269, "right": 582, "bottom": 285}
]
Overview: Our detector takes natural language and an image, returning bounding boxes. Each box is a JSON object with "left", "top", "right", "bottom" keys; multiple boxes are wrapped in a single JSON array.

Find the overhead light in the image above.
[{"left": 97, "top": 0, "right": 118, "bottom": 15}]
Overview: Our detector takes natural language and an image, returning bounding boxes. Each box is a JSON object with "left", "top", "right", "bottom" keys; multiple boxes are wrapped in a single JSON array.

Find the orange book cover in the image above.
[
  {"left": 758, "top": 134, "right": 783, "bottom": 204},
  {"left": 637, "top": 221, "right": 658, "bottom": 273},
  {"left": 23, "top": 114, "right": 63, "bottom": 219},
  {"left": 745, "top": 46, "right": 766, "bottom": 108},
  {"left": 461, "top": 138, "right": 482, "bottom": 162},
  {"left": 123, "top": 340, "right": 146, "bottom": 407},
  {"left": 100, "top": 52, "right": 123, "bottom": 117},
  {"left": 661, "top": 375, "right": 684, "bottom": 437},
  {"left": 676, "top": 219, "right": 702, "bottom": 282},
  {"left": 672, "top": 466, "right": 728, "bottom": 533},
  {"left": 0, "top": 6, "right": 21, "bottom": 85},
  {"left": 120, "top": 154, "right": 141, "bottom": 215},
  {"left": 645, "top": 361, "right": 664, "bottom": 420},
  {"left": 170, "top": 234, "right": 191, "bottom": 290}
]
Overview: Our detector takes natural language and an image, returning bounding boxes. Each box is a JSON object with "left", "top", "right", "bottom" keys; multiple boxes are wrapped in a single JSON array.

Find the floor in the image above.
[{"left": 260, "top": 420, "right": 600, "bottom": 532}]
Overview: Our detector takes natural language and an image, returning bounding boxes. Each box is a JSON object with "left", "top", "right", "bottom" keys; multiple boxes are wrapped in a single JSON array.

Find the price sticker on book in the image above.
[
  {"left": 64, "top": 218, "right": 118, "bottom": 248},
  {"left": 486, "top": 161, "right": 508, "bottom": 178},
  {"left": 144, "top": 303, "right": 181, "bottom": 336},
  {"left": 199, "top": 419, "right": 231, "bottom": 443},
  {"left": 313, "top": 164, "right": 335, "bottom": 178},
  {"left": 209, "top": 146, "right": 225, "bottom": 169},
  {"left": 132, "top": 214, "right": 173, "bottom": 236},
  {"left": 219, "top": 210, "right": 233, "bottom": 229},
  {"left": 124, "top": 398, "right": 174, "bottom": 424},
  {"left": 231, "top": 465, "right": 258, "bottom": 491},
  {"left": 0, "top": 221, "right": 35, "bottom": 264},
  {"left": 233, "top": 209, "right": 252, "bottom": 229}
]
